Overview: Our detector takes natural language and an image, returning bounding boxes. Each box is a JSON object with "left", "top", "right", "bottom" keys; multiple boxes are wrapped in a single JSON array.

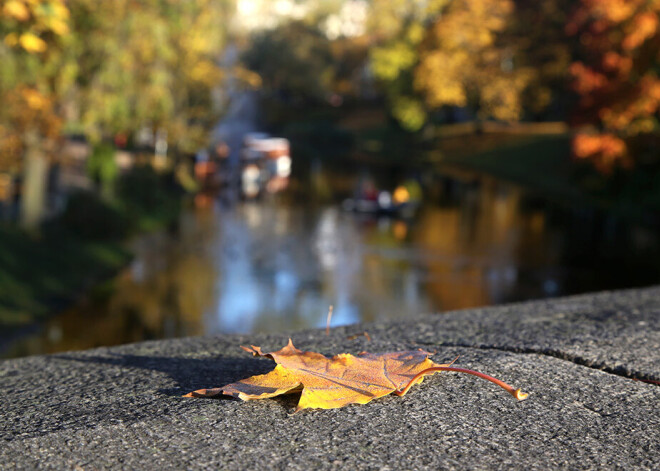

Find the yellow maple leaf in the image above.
[{"left": 184, "top": 340, "right": 528, "bottom": 411}]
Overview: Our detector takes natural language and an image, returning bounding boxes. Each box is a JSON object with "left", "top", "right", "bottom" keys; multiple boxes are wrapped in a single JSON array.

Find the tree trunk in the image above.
[
  {"left": 154, "top": 127, "right": 168, "bottom": 170},
  {"left": 20, "top": 129, "right": 49, "bottom": 230}
]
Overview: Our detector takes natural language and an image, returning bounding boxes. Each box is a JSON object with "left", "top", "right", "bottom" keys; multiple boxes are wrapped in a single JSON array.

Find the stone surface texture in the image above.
[{"left": 1, "top": 287, "right": 659, "bottom": 470}]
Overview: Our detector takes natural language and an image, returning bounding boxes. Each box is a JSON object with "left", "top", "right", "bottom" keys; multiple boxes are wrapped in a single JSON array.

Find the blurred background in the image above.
[{"left": 1, "top": 0, "right": 659, "bottom": 358}]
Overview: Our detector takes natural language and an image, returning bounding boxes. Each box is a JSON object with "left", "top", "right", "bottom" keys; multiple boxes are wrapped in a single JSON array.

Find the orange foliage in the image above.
[
  {"left": 567, "top": 0, "right": 660, "bottom": 171},
  {"left": 572, "top": 133, "right": 629, "bottom": 172},
  {"left": 0, "top": 87, "right": 61, "bottom": 170},
  {"left": 185, "top": 340, "right": 528, "bottom": 412}
]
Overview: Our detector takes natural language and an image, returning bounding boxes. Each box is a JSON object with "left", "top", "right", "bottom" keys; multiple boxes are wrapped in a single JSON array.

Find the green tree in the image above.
[
  {"left": 242, "top": 21, "right": 336, "bottom": 106},
  {"left": 69, "top": 0, "right": 229, "bottom": 156},
  {"left": 368, "top": 0, "right": 431, "bottom": 131}
]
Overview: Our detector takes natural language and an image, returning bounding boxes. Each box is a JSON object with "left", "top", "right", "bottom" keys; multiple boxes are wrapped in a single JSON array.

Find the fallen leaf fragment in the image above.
[{"left": 184, "top": 339, "right": 528, "bottom": 411}]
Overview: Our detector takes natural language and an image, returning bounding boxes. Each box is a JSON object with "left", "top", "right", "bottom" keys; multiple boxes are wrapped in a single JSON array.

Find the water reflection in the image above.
[{"left": 3, "top": 173, "right": 659, "bottom": 358}]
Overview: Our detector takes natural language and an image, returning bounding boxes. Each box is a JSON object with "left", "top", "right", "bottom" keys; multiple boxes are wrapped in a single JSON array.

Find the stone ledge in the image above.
[{"left": 1, "top": 287, "right": 659, "bottom": 469}]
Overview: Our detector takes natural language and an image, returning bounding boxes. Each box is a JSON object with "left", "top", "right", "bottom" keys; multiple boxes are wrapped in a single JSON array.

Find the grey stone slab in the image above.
[
  {"left": 372, "top": 285, "right": 660, "bottom": 382},
  {"left": 1, "top": 287, "right": 659, "bottom": 470}
]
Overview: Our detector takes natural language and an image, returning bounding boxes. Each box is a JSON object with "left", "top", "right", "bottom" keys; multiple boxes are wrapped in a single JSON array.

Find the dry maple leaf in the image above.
[{"left": 184, "top": 339, "right": 528, "bottom": 411}]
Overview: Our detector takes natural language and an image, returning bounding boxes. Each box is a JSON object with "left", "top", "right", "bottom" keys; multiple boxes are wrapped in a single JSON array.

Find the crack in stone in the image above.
[
  {"left": 577, "top": 402, "right": 618, "bottom": 418},
  {"left": 417, "top": 341, "right": 660, "bottom": 385}
]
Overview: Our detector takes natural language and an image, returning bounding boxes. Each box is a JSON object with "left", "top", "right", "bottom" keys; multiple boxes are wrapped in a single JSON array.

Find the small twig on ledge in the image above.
[
  {"left": 325, "top": 305, "right": 333, "bottom": 336},
  {"left": 347, "top": 331, "right": 371, "bottom": 341}
]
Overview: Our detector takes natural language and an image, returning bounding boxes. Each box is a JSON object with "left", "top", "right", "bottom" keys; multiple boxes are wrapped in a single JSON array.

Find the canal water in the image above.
[{"left": 3, "top": 169, "right": 659, "bottom": 358}]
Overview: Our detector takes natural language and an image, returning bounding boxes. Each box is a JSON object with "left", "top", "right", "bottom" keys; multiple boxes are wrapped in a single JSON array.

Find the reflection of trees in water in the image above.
[
  {"left": 414, "top": 204, "right": 490, "bottom": 310},
  {"left": 212, "top": 203, "right": 344, "bottom": 334},
  {"left": 412, "top": 179, "right": 557, "bottom": 311},
  {"left": 359, "top": 218, "right": 429, "bottom": 324},
  {"left": 210, "top": 203, "right": 431, "bottom": 333},
  {"left": 10, "top": 177, "right": 660, "bottom": 358}
]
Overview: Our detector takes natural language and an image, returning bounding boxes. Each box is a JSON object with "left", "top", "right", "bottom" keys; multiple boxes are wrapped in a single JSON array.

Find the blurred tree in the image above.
[
  {"left": 242, "top": 21, "right": 336, "bottom": 106},
  {"left": 368, "top": 0, "right": 431, "bottom": 130},
  {"left": 414, "top": 0, "right": 535, "bottom": 128},
  {"left": 328, "top": 35, "right": 370, "bottom": 101},
  {"left": 567, "top": 0, "right": 660, "bottom": 172},
  {"left": 369, "top": 0, "right": 570, "bottom": 131},
  {"left": 69, "top": 0, "right": 229, "bottom": 156},
  {"left": 1, "top": 0, "right": 231, "bottom": 228},
  {"left": 0, "top": 0, "right": 73, "bottom": 228},
  {"left": 510, "top": 0, "right": 574, "bottom": 120}
]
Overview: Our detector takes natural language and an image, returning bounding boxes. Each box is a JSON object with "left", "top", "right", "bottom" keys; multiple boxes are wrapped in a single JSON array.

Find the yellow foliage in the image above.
[
  {"left": 415, "top": 51, "right": 468, "bottom": 107},
  {"left": 2, "top": 1, "right": 31, "bottom": 21},
  {"left": 46, "top": 17, "right": 69, "bottom": 36},
  {"left": 3, "top": 32, "right": 19, "bottom": 46},
  {"left": 18, "top": 32, "right": 46, "bottom": 52},
  {"left": 392, "top": 96, "right": 427, "bottom": 131},
  {"left": 21, "top": 87, "right": 50, "bottom": 109},
  {"left": 406, "top": 22, "right": 425, "bottom": 44},
  {"left": 50, "top": 1, "right": 69, "bottom": 20},
  {"left": 188, "top": 60, "right": 223, "bottom": 85},
  {"left": 2, "top": 0, "right": 71, "bottom": 53},
  {"left": 414, "top": 0, "right": 530, "bottom": 122},
  {"left": 232, "top": 66, "right": 263, "bottom": 89},
  {"left": 371, "top": 42, "right": 418, "bottom": 81}
]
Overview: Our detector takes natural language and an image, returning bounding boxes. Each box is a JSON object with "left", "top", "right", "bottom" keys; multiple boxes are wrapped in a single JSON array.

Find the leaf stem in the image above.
[{"left": 395, "top": 366, "right": 528, "bottom": 401}]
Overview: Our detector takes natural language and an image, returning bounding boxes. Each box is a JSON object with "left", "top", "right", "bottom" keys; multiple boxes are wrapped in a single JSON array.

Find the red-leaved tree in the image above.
[{"left": 567, "top": 0, "right": 660, "bottom": 172}]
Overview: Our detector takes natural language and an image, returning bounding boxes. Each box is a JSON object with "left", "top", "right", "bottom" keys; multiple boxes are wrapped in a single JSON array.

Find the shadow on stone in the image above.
[
  {"left": 53, "top": 352, "right": 275, "bottom": 396},
  {"left": 54, "top": 352, "right": 307, "bottom": 412},
  {"left": 1, "top": 352, "right": 277, "bottom": 441}
]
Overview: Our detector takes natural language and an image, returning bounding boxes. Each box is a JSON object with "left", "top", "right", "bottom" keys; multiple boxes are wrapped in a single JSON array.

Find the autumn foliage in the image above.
[
  {"left": 415, "top": 0, "right": 533, "bottom": 123},
  {"left": 184, "top": 340, "right": 527, "bottom": 412},
  {"left": 567, "top": 0, "right": 660, "bottom": 172},
  {"left": 0, "top": 0, "right": 69, "bottom": 165},
  {"left": 3, "top": 0, "right": 660, "bottom": 194},
  {"left": 365, "top": 0, "right": 660, "bottom": 174},
  {"left": 1, "top": 0, "right": 230, "bottom": 227}
]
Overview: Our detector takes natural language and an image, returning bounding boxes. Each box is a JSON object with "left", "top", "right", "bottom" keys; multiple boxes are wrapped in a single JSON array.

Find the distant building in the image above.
[
  {"left": 324, "top": 0, "right": 368, "bottom": 40},
  {"left": 233, "top": 0, "right": 368, "bottom": 39},
  {"left": 234, "top": 0, "right": 309, "bottom": 32}
]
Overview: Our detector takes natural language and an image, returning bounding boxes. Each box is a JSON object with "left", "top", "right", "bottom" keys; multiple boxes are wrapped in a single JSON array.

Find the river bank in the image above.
[
  {"left": 429, "top": 132, "right": 660, "bottom": 224},
  {"left": 0, "top": 167, "right": 182, "bottom": 334},
  {"left": 5, "top": 174, "right": 660, "bottom": 358},
  {"left": 327, "top": 114, "right": 660, "bottom": 224},
  {"left": 3, "top": 124, "right": 660, "bottom": 358}
]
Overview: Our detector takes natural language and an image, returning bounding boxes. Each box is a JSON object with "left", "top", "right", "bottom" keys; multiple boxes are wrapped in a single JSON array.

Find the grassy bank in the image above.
[
  {"left": 431, "top": 132, "right": 660, "bottom": 223},
  {"left": 436, "top": 134, "right": 582, "bottom": 202},
  {"left": 0, "top": 166, "right": 183, "bottom": 327},
  {"left": 0, "top": 227, "right": 131, "bottom": 325}
]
